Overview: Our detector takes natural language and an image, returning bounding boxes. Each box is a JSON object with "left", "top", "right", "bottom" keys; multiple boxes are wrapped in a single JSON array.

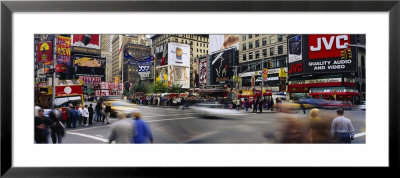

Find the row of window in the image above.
[
  {"left": 239, "top": 58, "right": 287, "bottom": 73},
  {"left": 242, "top": 34, "right": 283, "bottom": 43},
  {"left": 242, "top": 37, "right": 284, "bottom": 50},
  {"left": 242, "top": 46, "right": 284, "bottom": 61}
]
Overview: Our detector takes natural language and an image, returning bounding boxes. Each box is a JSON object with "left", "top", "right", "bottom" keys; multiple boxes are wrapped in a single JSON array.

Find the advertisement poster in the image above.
[
  {"left": 168, "top": 43, "right": 190, "bottom": 67},
  {"left": 168, "top": 66, "right": 190, "bottom": 88},
  {"left": 210, "top": 48, "right": 235, "bottom": 84},
  {"left": 192, "top": 58, "right": 199, "bottom": 88},
  {"left": 199, "top": 57, "right": 207, "bottom": 85},
  {"left": 73, "top": 56, "right": 106, "bottom": 77},
  {"left": 37, "top": 41, "right": 53, "bottom": 63},
  {"left": 71, "top": 34, "right": 100, "bottom": 49},
  {"left": 56, "top": 36, "right": 71, "bottom": 64},
  {"left": 288, "top": 35, "right": 302, "bottom": 63},
  {"left": 209, "top": 35, "right": 240, "bottom": 54},
  {"left": 79, "top": 76, "right": 101, "bottom": 84}
]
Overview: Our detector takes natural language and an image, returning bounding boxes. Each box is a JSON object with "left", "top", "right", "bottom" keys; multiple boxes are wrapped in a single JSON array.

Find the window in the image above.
[
  {"left": 255, "top": 34, "right": 259, "bottom": 37},
  {"left": 242, "top": 43, "right": 246, "bottom": 50},
  {"left": 278, "top": 45, "right": 283, "bottom": 54},
  {"left": 278, "top": 35, "right": 283, "bottom": 42},
  {"left": 249, "top": 52, "right": 253, "bottom": 60},
  {"left": 255, "top": 40, "right": 259, "bottom": 48},
  {"left": 255, "top": 51, "right": 260, "bottom": 59},
  {"left": 249, "top": 34, "right": 252, "bottom": 39},
  {"left": 242, "top": 35, "right": 246, "bottom": 41},
  {"left": 262, "top": 49, "right": 267, "bottom": 56},
  {"left": 270, "top": 47, "right": 274, "bottom": 56},
  {"left": 249, "top": 42, "right": 253, "bottom": 49},
  {"left": 262, "top": 38, "right": 267, "bottom": 46},
  {"left": 242, "top": 54, "right": 246, "bottom": 61}
]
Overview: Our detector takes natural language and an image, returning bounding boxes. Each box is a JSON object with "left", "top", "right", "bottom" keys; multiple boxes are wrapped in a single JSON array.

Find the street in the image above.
[{"left": 63, "top": 103, "right": 366, "bottom": 144}]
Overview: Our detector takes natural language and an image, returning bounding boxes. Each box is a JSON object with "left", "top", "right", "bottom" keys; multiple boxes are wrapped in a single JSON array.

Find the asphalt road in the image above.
[{"left": 61, "top": 104, "right": 366, "bottom": 144}]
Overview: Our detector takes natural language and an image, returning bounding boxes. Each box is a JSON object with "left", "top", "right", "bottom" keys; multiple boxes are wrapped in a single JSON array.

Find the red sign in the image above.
[
  {"left": 55, "top": 85, "right": 83, "bottom": 96},
  {"left": 308, "top": 34, "right": 350, "bottom": 59},
  {"left": 37, "top": 41, "right": 53, "bottom": 63},
  {"left": 288, "top": 63, "right": 303, "bottom": 74},
  {"left": 56, "top": 64, "right": 67, "bottom": 73},
  {"left": 56, "top": 36, "right": 71, "bottom": 64},
  {"left": 79, "top": 76, "right": 102, "bottom": 84}
]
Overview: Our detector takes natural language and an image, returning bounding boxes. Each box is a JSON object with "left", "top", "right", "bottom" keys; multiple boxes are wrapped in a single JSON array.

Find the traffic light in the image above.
[
  {"left": 340, "top": 50, "right": 347, "bottom": 60},
  {"left": 268, "top": 61, "right": 272, "bottom": 69},
  {"left": 347, "top": 48, "right": 352, "bottom": 59}
]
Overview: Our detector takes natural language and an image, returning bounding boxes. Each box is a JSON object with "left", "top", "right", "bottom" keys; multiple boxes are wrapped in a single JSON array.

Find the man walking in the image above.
[
  {"left": 331, "top": 108, "right": 355, "bottom": 143},
  {"left": 88, "top": 104, "right": 94, "bottom": 124}
]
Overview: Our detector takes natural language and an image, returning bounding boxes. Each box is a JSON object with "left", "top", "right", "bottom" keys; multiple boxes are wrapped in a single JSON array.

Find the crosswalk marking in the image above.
[{"left": 66, "top": 131, "right": 109, "bottom": 143}]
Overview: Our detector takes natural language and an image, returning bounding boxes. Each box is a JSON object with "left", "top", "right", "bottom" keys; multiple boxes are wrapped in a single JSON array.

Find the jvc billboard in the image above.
[
  {"left": 210, "top": 48, "right": 236, "bottom": 85},
  {"left": 288, "top": 34, "right": 357, "bottom": 76}
]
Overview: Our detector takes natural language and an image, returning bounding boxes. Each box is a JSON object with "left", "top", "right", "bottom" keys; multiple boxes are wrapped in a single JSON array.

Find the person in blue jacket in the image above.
[{"left": 132, "top": 112, "right": 154, "bottom": 144}]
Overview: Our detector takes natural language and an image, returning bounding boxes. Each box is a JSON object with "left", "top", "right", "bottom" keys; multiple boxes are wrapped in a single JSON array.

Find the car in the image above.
[
  {"left": 190, "top": 102, "right": 245, "bottom": 118},
  {"left": 106, "top": 100, "right": 139, "bottom": 117},
  {"left": 358, "top": 101, "right": 366, "bottom": 110}
]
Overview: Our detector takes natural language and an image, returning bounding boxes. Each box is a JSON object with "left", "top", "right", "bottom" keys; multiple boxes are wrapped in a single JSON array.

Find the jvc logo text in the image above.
[{"left": 310, "top": 35, "right": 349, "bottom": 51}]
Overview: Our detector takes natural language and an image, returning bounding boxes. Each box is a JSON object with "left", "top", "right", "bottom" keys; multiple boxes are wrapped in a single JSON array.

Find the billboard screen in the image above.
[
  {"left": 210, "top": 48, "right": 235, "bottom": 84},
  {"left": 209, "top": 35, "right": 239, "bottom": 54},
  {"left": 71, "top": 34, "right": 100, "bottom": 49},
  {"left": 288, "top": 34, "right": 357, "bottom": 76},
  {"left": 168, "top": 43, "right": 190, "bottom": 67},
  {"left": 73, "top": 56, "right": 106, "bottom": 78}
]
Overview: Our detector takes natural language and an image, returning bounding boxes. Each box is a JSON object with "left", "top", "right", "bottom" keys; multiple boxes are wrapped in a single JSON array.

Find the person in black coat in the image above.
[
  {"left": 88, "top": 104, "right": 94, "bottom": 124},
  {"left": 253, "top": 98, "right": 259, "bottom": 113},
  {"left": 259, "top": 99, "right": 263, "bottom": 113},
  {"left": 34, "top": 109, "right": 52, "bottom": 143},
  {"left": 48, "top": 110, "right": 65, "bottom": 144}
]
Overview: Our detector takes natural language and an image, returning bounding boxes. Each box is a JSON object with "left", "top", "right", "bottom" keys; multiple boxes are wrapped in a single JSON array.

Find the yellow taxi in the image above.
[{"left": 105, "top": 100, "right": 139, "bottom": 117}]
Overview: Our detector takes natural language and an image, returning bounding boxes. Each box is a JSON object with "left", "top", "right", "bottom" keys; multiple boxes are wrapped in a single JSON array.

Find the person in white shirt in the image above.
[
  {"left": 331, "top": 108, "right": 355, "bottom": 143},
  {"left": 83, "top": 105, "right": 89, "bottom": 126},
  {"left": 78, "top": 105, "right": 83, "bottom": 126}
]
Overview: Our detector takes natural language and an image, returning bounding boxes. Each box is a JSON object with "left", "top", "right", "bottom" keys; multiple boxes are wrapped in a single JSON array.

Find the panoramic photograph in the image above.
[{"left": 34, "top": 34, "right": 366, "bottom": 144}]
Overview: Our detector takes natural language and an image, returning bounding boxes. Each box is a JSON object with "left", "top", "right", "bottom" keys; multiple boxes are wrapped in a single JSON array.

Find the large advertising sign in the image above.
[
  {"left": 73, "top": 56, "right": 106, "bottom": 77},
  {"left": 210, "top": 48, "right": 235, "bottom": 84},
  {"left": 71, "top": 34, "right": 100, "bottom": 49},
  {"left": 209, "top": 35, "right": 239, "bottom": 54},
  {"left": 168, "top": 43, "right": 190, "bottom": 67},
  {"left": 288, "top": 35, "right": 302, "bottom": 63},
  {"left": 288, "top": 34, "right": 356, "bottom": 76},
  {"left": 192, "top": 58, "right": 199, "bottom": 88},
  {"left": 199, "top": 57, "right": 207, "bottom": 85},
  {"left": 56, "top": 36, "right": 71, "bottom": 64},
  {"left": 168, "top": 66, "right": 190, "bottom": 89},
  {"left": 37, "top": 41, "right": 53, "bottom": 63}
]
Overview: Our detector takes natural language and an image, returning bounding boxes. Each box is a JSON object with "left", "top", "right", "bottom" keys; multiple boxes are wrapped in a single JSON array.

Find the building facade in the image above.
[
  {"left": 101, "top": 34, "right": 113, "bottom": 83},
  {"left": 238, "top": 34, "right": 289, "bottom": 99}
]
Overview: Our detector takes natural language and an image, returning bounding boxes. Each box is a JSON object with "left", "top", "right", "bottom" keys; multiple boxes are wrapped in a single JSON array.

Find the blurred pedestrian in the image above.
[
  {"left": 309, "top": 108, "right": 332, "bottom": 143},
  {"left": 88, "top": 104, "right": 94, "bottom": 124},
  {"left": 258, "top": 98, "right": 263, "bottom": 113},
  {"left": 270, "top": 98, "right": 274, "bottom": 111},
  {"left": 245, "top": 99, "right": 249, "bottom": 112},
  {"left": 95, "top": 102, "right": 102, "bottom": 122},
  {"left": 300, "top": 102, "right": 306, "bottom": 114},
  {"left": 48, "top": 110, "right": 65, "bottom": 144},
  {"left": 71, "top": 105, "right": 79, "bottom": 128},
  {"left": 66, "top": 103, "right": 73, "bottom": 128},
  {"left": 104, "top": 102, "right": 111, "bottom": 124},
  {"left": 34, "top": 109, "right": 52, "bottom": 143},
  {"left": 108, "top": 112, "right": 135, "bottom": 144},
  {"left": 279, "top": 114, "right": 309, "bottom": 143},
  {"left": 132, "top": 112, "right": 154, "bottom": 144},
  {"left": 253, "top": 99, "right": 258, "bottom": 113},
  {"left": 331, "top": 108, "right": 355, "bottom": 143},
  {"left": 83, "top": 105, "right": 89, "bottom": 126}
]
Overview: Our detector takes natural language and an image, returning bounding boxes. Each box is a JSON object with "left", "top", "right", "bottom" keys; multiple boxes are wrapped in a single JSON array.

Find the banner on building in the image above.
[
  {"left": 192, "top": 58, "right": 200, "bottom": 88},
  {"left": 288, "top": 35, "right": 302, "bottom": 63},
  {"left": 71, "top": 34, "right": 100, "bottom": 49},
  {"left": 199, "top": 57, "right": 207, "bottom": 85},
  {"left": 37, "top": 41, "right": 53, "bottom": 63},
  {"left": 56, "top": 36, "right": 71, "bottom": 64},
  {"left": 168, "top": 43, "right": 190, "bottom": 67},
  {"left": 168, "top": 65, "right": 190, "bottom": 88},
  {"left": 209, "top": 35, "right": 240, "bottom": 54},
  {"left": 79, "top": 76, "right": 102, "bottom": 84},
  {"left": 210, "top": 48, "right": 235, "bottom": 84}
]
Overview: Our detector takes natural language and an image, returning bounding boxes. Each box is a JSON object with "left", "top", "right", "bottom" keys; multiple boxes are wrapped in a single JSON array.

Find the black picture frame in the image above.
[{"left": 1, "top": 0, "right": 399, "bottom": 177}]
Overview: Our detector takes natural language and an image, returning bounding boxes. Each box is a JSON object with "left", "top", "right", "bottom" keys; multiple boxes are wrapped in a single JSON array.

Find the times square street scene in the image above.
[{"left": 34, "top": 34, "right": 366, "bottom": 144}]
